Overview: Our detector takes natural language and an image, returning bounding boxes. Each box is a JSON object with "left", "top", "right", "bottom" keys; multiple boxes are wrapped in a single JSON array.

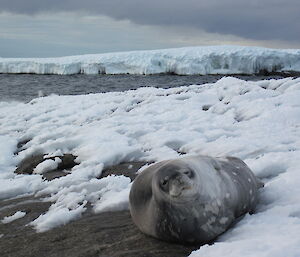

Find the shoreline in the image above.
[{"left": 0, "top": 160, "right": 197, "bottom": 257}]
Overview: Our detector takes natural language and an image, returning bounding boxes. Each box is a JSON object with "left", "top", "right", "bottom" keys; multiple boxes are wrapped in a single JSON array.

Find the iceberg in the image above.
[{"left": 0, "top": 45, "right": 299, "bottom": 75}]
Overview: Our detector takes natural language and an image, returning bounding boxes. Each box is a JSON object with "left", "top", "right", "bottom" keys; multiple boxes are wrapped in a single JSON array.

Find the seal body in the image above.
[{"left": 129, "top": 155, "right": 263, "bottom": 244}]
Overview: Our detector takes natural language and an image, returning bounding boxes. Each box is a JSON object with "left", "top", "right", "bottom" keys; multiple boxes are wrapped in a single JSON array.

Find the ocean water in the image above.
[{"left": 0, "top": 74, "right": 291, "bottom": 103}]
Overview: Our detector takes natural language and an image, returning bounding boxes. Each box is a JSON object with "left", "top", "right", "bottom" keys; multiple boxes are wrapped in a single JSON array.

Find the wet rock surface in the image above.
[
  {"left": 100, "top": 162, "right": 149, "bottom": 181},
  {"left": 2, "top": 157, "right": 198, "bottom": 257},
  {"left": 14, "top": 145, "right": 148, "bottom": 182},
  {"left": 0, "top": 198, "right": 197, "bottom": 257},
  {"left": 15, "top": 154, "right": 77, "bottom": 179}
]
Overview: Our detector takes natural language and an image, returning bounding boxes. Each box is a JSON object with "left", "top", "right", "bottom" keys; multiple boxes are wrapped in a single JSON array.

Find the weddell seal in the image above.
[{"left": 129, "top": 155, "right": 263, "bottom": 244}]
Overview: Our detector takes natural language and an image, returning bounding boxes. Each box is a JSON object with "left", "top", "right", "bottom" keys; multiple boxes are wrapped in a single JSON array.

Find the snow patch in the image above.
[
  {"left": 31, "top": 204, "right": 85, "bottom": 233},
  {"left": 2, "top": 211, "right": 26, "bottom": 224},
  {"left": 33, "top": 157, "right": 62, "bottom": 174}
]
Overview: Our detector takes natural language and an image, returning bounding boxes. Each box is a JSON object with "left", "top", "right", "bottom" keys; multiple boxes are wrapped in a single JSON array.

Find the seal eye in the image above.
[
  {"left": 183, "top": 170, "right": 194, "bottom": 178},
  {"left": 161, "top": 177, "right": 169, "bottom": 187}
]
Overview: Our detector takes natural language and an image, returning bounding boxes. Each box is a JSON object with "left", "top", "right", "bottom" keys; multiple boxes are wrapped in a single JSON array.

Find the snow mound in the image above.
[
  {"left": 33, "top": 157, "right": 62, "bottom": 174},
  {"left": 1, "top": 77, "right": 300, "bottom": 256},
  {"left": 2, "top": 211, "right": 26, "bottom": 224},
  {"left": 0, "top": 45, "right": 300, "bottom": 75}
]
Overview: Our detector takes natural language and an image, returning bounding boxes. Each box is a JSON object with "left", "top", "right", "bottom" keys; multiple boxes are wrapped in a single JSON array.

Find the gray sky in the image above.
[{"left": 1, "top": 0, "right": 299, "bottom": 57}]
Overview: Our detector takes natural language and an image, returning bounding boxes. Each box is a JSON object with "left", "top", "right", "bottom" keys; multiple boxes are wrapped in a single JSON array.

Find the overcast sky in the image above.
[{"left": 1, "top": 0, "right": 299, "bottom": 57}]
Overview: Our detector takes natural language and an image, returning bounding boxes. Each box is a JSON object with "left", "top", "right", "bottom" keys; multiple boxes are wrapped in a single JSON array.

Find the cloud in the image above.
[
  {"left": 0, "top": 0, "right": 299, "bottom": 41},
  {"left": 1, "top": 11, "right": 299, "bottom": 58},
  {"left": 0, "top": 12, "right": 201, "bottom": 57}
]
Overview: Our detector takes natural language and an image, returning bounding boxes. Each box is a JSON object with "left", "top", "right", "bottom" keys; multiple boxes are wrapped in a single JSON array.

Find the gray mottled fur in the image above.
[{"left": 129, "top": 155, "right": 263, "bottom": 244}]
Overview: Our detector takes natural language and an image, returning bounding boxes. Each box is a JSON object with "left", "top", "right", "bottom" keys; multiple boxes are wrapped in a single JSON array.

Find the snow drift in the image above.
[
  {"left": 1, "top": 77, "right": 300, "bottom": 256},
  {"left": 0, "top": 45, "right": 300, "bottom": 75}
]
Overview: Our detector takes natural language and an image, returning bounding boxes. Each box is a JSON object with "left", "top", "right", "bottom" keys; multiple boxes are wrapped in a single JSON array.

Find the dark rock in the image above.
[
  {"left": 15, "top": 154, "right": 44, "bottom": 175},
  {"left": 202, "top": 104, "right": 211, "bottom": 111},
  {"left": 15, "top": 153, "right": 148, "bottom": 182},
  {"left": 15, "top": 154, "right": 78, "bottom": 180},
  {"left": 42, "top": 170, "right": 70, "bottom": 181},
  {"left": 100, "top": 162, "right": 149, "bottom": 181},
  {"left": 0, "top": 200, "right": 197, "bottom": 257},
  {"left": 58, "top": 154, "right": 77, "bottom": 170},
  {"left": 256, "top": 69, "right": 300, "bottom": 77},
  {"left": 0, "top": 196, "right": 51, "bottom": 238},
  {"left": 15, "top": 138, "right": 32, "bottom": 154}
]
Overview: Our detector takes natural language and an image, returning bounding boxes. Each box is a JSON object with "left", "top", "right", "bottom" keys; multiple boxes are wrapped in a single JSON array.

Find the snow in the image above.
[
  {"left": 0, "top": 45, "right": 300, "bottom": 75},
  {"left": 2, "top": 211, "right": 26, "bottom": 224},
  {"left": 33, "top": 157, "right": 62, "bottom": 174},
  {"left": 0, "top": 76, "right": 300, "bottom": 256},
  {"left": 31, "top": 204, "right": 85, "bottom": 233},
  {"left": 0, "top": 135, "right": 18, "bottom": 173}
]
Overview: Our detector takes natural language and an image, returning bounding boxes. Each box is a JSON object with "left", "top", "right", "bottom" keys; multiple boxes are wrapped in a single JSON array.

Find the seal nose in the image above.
[
  {"left": 169, "top": 175, "right": 192, "bottom": 197},
  {"left": 158, "top": 165, "right": 194, "bottom": 196}
]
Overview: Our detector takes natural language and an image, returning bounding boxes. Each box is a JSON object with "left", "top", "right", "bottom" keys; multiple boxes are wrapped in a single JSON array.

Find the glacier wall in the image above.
[{"left": 0, "top": 45, "right": 300, "bottom": 75}]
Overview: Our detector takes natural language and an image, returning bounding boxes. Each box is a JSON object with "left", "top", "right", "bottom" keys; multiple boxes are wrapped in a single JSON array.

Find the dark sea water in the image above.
[{"left": 0, "top": 74, "right": 293, "bottom": 103}]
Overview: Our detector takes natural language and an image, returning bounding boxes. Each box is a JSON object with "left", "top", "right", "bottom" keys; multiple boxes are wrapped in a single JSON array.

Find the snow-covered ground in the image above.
[
  {"left": 0, "top": 45, "right": 300, "bottom": 75},
  {"left": 1, "top": 77, "right": 300, "bottom": 256}
]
